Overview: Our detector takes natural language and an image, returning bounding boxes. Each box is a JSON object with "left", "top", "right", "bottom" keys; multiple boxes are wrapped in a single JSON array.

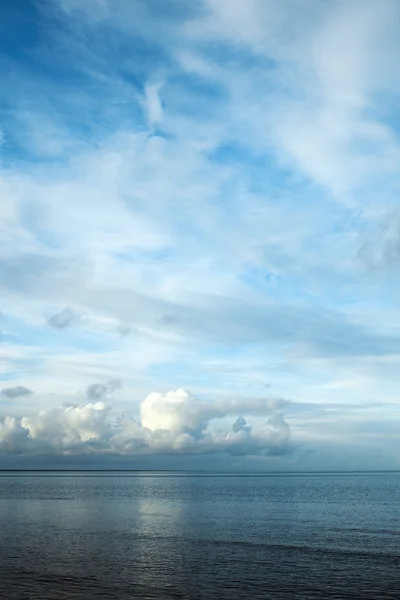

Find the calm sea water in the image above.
[{"left": 1, "top": 472, "right": 400, "bottom": 599}]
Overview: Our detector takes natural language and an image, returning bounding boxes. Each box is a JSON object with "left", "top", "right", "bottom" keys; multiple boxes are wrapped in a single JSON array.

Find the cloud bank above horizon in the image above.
[
  {"left": 0, "top": 388, "right": 291, "bottom": 459},
  {"left": 2, "top": 0, "right": 400, "bottom": 470}
]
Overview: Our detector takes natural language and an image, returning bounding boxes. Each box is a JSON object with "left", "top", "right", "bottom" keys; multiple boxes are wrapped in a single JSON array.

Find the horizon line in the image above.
[{"left": 1, "top": 469, "right": 400, "bottom": 474}]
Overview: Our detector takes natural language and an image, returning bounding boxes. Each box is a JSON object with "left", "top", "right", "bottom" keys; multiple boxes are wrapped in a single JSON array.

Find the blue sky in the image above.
[{"left": 1, "top": 0, "right": 400, "bottom": 470}]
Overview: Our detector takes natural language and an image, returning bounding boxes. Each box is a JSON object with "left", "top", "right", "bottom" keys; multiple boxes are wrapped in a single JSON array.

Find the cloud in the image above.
[
  {"left": 2, "top": 0, "right": 400, "bottom": 469},
  {"left": 140, "top": 388, "right": 289, "bottom": 435},
  {"left": 116, "top": 322, "right": 132, "bottom": 337},
  {"left": 0, "top": 416, "right": 30, "bottom": 453},
  {"left": 1, "top": 401, "right": 113, "bottom": 454},
  {"left": 1, "top": 386, "right": 33, "bottom": 400},
  {"left": 47, "top": 307, "right": 82, "bottom": 329},
  {"left": 140, "top": 389, "right": 211, "bottom": 435},
  {"left": 78, "top": 285, "right": 400, "bottom": 358},
  {"left": 0, "top": 388, "right": 291, "bottom": 457},
  {"left": 86, "top": 378, "right": 121, "bottom": 400},
  {"left": 265, "top": 414, "right": 290, "bottom": 447},
  {"left": 145, "top": 82, "right": 163, "bottom": 127},
  {"left": 0, "top": 253, "right": 91, "bottom": 298},
  {"left": 358, "top": 209, "right": 400, "bottom": 271},
  {"left": 232, "top": 416, "right": 251, "bottom": 433}
]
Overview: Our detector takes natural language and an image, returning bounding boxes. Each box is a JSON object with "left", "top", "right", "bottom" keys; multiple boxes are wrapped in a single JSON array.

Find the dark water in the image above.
[{"left": 1, "top": 472, "right": 400, "bottom": 599}]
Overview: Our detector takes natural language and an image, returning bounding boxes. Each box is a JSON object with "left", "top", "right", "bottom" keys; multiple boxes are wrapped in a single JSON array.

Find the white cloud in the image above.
[
  {"left": 140, "top": 389, "right": 211, "bottom": 434},
  {"left": 0, "top": 388, "right": 291, "bottom": 457},
  {"left": 20, "top": 401, "right": 112, "bottom": 451},
  {"left": 271, "top": 0, "right": 400, "bottom": 199},
  {"left": 2, "top": 0, "right": 400, "bottom": 467},
  {"left": 139, "top": 389, "right": 287, "bottom": 435}
]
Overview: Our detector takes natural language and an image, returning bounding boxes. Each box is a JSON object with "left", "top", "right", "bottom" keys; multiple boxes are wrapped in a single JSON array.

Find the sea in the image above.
[{"left": 1, "top": 471, "right": 400, "bottom": 599}]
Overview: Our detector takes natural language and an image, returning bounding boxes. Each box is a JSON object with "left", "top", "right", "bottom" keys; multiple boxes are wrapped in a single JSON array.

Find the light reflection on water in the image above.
[{"left": 1, "top": 473, "right": 400, "bottom": 599}]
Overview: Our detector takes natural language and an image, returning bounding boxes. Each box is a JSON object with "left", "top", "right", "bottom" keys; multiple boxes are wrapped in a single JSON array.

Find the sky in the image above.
[{"left": 1, "top": 0, "right": 400, "bottom": 470}]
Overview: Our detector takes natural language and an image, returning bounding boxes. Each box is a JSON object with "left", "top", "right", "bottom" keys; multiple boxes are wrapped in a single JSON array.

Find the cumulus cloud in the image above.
[
  {"left": 140, "top": 389, "right": 289, "bottom": 436},
  {"left": 0, "top": 401, "right": 112, "bottom": 454},
  {"left": 0, "top": 388, "right": 291, "bottom": 457},
  {"left": 0, "top": 416, "right": 30, "bottom": 453},
  {"left": 1, "top": 386, "right": 33, "bottom": 399},
  {"left": 265, "top": 414, "right": 291, "bottom": 448},
  {"left": 47, "top": 307, "right": 82, "bottom": 329}
]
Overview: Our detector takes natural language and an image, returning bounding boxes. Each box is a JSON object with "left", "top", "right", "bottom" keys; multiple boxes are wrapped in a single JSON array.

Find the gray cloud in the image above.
[
  {"left": 0, "top": 253, "right": 91, "bottom": 297},
  {"left": 86, "top": 379, "right": 121, "bottom": 400},
  {"left": 1, "top": 386, "right": 33, "bottom": 399},
  {"left": 47, "top": 307, "right": 82, "bottom": 329},
  {"left": 116, "top": 322, "right": 132, "bottom": 337},
  {"left": 232, "top": 416, "right": 251, "bottom": 433},
  {"left": 0, "top": 254, "right": 60, "bottom": 294}
]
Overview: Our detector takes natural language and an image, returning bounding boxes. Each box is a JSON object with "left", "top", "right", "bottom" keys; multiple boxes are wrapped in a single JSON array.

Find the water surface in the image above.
[{"left": 1, "top": 472, "right": 400, "bottom": 599}]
